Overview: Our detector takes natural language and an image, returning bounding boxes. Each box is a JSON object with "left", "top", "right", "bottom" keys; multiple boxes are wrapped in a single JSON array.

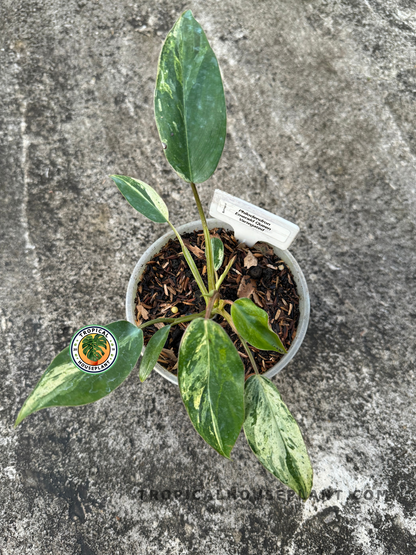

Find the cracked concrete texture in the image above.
[{"left": 1, "top": 0, "right": 416, "bottom": 553}]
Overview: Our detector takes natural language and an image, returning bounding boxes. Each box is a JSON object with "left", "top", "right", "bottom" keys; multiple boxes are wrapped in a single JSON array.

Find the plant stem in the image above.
[
  {"left": 205, "top": 291, "right": 220, "bottom": 319},
  {"left": 190, "top": 182, "right": 215, "bottom": 292},
  {"left": 220, "top": 309, "right": 259, "bottom": 374},
  {"left": 139, "top": 310, "right": 206, "bottom": 330},
  {"left": 238, "top": 336, "right": 259, "bottom": 375},
  {"left": 215, "top": 256, "right": 236, "bottom": 291},
  {"left": 168, "top": 221, "right": 208, "bottom": 300}
]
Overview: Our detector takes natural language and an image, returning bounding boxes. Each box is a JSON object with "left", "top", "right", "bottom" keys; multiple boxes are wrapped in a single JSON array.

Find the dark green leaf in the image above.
[
  {"left": 154, "top": 10, "right": 226, "bottom": 183},
  {"left": 211, "top": 237, "right": 224, "bottom": 271},
  {"left": 231, "top": 297, "right": 286, "bottom": 353},
  {"left": 178, "top": 318, "right": 244, "bottom": 458},
  {"left": 244, "top": 375, "right": 313, "bottom": 500},
  {"left": 139, "top": 325, "right": 171, "bottom": 382},
  {"left": 111, "top": 175, "right": 168, "bottom": 223},
  {"left": 15, "top": 322, "right": 143, "bottom": 427}
]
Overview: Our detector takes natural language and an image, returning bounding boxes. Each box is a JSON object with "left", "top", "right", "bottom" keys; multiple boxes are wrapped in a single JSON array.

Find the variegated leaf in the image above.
[
  {"left": 244, "top": 375, "right": 313, "bottom": 500},
  {"left": 111, "top": 175, "right": 169, "bottom": 223},
  {"left": 211, "top": 237, "right": 224, "bottom": 271},
  {"left": 178, "top": 318, "right": 245, "bottom": 458},
  {"left": 15, "top": 321, "right": 143, "bottom": 426},
  {"left": 154, "top": 10, "right": 226, "bottom": 183}
]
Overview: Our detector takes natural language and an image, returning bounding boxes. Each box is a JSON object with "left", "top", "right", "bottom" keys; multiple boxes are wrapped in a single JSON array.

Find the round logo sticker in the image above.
[{"left": 70, "top": 326, "right": 118, "bottom": 374}]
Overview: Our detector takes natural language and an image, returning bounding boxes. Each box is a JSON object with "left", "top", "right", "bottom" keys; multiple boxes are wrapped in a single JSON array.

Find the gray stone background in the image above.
[{"left": 1, "top": 0, "right": 416, "bottom": 553}]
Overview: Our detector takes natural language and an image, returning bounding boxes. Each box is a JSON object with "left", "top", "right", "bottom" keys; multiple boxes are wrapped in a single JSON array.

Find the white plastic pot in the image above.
[{"left": 126, "top": 218, "right": 310, "bottom": 385}]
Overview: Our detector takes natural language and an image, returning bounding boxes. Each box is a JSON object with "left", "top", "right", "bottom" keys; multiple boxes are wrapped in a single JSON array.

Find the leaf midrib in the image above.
[
  {"left": 205, "top": 321, "right": 226, "bottom": 456},
  {"left": 178, "top": 22, "right": 193, "bottom": 183}
]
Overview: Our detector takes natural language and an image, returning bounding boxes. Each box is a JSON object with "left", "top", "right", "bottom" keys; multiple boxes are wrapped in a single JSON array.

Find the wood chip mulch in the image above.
[{"left": 135, "top": 228, "right": 300, "bottom": 378}]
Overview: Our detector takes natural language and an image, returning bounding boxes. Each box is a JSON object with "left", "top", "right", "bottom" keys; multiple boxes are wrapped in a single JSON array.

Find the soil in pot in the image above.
[{"left": 135, "top": 228, "right": 300, "bottom": 378}]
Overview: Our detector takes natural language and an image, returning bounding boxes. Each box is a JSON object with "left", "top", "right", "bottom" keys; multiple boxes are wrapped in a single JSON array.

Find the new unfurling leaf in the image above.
[{"left": 211, "top": 237, "right": 224, "bottom": 271}]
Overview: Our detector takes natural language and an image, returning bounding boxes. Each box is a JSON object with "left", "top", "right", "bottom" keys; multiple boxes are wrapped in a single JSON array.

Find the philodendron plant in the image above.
[{"left": 16, "top": 11, "right": 313, "bottom": 500}]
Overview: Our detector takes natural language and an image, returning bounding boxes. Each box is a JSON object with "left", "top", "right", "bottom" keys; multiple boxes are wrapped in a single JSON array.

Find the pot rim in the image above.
[{"left": 126, "top": 218, "right": 310, "bottom": 385}]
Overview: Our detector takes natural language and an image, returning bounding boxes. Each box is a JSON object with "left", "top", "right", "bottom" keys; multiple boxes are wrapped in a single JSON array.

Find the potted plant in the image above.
[
  {"left": 15, "top": 10, "right": 313, "bottom": 500},
  {"left": 125, "top": 218, "right": 310, "bottom": 385}
]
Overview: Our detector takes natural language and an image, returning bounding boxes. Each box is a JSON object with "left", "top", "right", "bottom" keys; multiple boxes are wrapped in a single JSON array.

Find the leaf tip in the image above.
[
  {"left": 299, "top": 484, "right": 313, "bottom": 501},
  {"left": 295, "top": 464, "right": 313, "bottom": 501},
  {"left": 217, "top": 444, "right": 233, "bottom": 460},
  {"left": 215, "top": 450, "right": 231, "bottom": 460},
  {"left": 14, "top": 411, "right": 25, "bottom": 428}
]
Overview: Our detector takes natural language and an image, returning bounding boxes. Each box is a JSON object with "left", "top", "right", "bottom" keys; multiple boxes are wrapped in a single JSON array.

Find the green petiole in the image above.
[
  {"left": 190, "top": 182, "right": 215, "bottom": 292},
  {"left": 215, "top": 256, "right": 236, "bottom": 291},
  {"left": 139, "top": 310, "right": 207, "bottom": 330},
  {"left": 168, "top": 221, "right": 208, "bottom": 300},
  {"left": 220, "top": 308, "right": 259, "bottom": 374}
]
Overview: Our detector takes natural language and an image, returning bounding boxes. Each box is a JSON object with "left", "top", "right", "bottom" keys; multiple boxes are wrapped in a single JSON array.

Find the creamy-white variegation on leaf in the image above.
[
  {"left": 154, "top": 10, "right": 227, "bottom": 184},
  {"left": 211, "top": 237, "right": 224, "bottom": 271},
  {"left": 178, "top": 318, "right": 245, "bottom": 458},
  {"left": 111, "top": 175, "right": 169, "bottom": 223},
  {"left": 244, "top": 375, "right": 313, "bottom": 500},
  {"left": 15, "top": 321, "right": 143, "bottom": 426}
]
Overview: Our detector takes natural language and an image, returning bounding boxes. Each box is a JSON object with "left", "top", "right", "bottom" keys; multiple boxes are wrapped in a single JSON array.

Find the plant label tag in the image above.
[{"left": 209, "top": 189, "right": 299, "bottom": 250}]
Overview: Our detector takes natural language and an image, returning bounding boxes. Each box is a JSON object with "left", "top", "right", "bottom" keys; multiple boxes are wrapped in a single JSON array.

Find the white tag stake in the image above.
[{"left": 209, "top": 189, "right": 299, "bottom": 250}]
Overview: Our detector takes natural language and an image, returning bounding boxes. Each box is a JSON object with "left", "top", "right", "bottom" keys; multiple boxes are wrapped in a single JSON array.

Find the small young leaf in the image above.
[
  {"left": 154, "top": 10, "right": 226, "bottom": 183},
  {"left": 15, "top": 322, "right": 143, "bottom": 427},
  {"left": 178, "top": 318, "right": 245, "bottom": 458},
  {"left": 244, "top": 375, "right": 313, "bottom": 500},
  {"left": 139, "top": 325, "right": 171, "bottom": 382},
  {"left": 211, "top": 237, "right": 224, "bottom": 271},
  {"left": 231, "top": 297, "right": 286, "bottom": 353},
  {"left": 111, "top": 175, "right": 169, "bottom": 223}
]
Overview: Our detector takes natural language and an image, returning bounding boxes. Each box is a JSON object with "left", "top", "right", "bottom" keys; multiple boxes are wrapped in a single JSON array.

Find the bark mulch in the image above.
[{"left": 135, "top": 228, "right": 300, "bottom": 378}]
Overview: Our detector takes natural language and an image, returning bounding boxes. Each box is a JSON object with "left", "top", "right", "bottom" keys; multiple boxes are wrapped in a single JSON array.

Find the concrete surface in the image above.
[{"left": 1, "top": 0, "right": 416, "bottom": 553}]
